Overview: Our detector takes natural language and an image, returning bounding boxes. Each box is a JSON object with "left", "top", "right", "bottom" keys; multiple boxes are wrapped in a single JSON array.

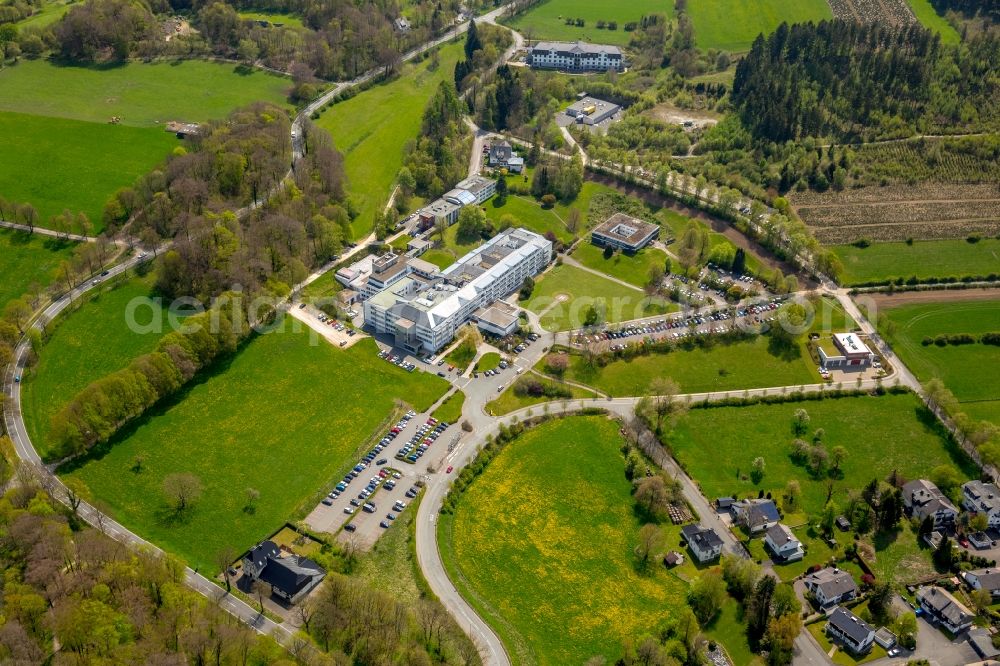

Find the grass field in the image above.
[
  {"left": 904, "top": 0, "right": 961, "bottom": 44},
  {"left": 485, "top": 374, "right": 599, "bottom": 415},
  {"left": 485, "top": 195, "right": 577, "bottom": 244},
  {"left": 64, "top": 328, "right": 448, "bottom": 570},
  {"left": 557, "top": 335, "right": 816, "bottom": 396},
  {"left": 238, "top": 10, "right": 305, "bottom": 28},
  {"left": 0, "top": 60, "right": 293, "bottom": 126},
  {"left": 22, "top": 274, "right": 180, "bottom": 460},
  {"left": 571, "top": 242, "right": 668, "bottom": 288},
  {"left": 15, "top": 0, "right": 77, "bottom": 28},
  {"left": 0, "top": 229, "right": 77, "bottom": 309},
  {"left": 440, "top": 416, "right": 688, "bottom": 665},
  {"left": 665, "top": 393, "right": 975, "bottom": 516},
  {"left": 0, "top": 111, "right": 177, "bottom": 232},
  {"left": 703, "top": 596, "right": 754, "bottom": 666},
  {"left": 687, "top": 0, "right": 832, "bottom": 51},
  {"left": 431, "top": 390, "right": 466, "bottom": 423},
  {"left": 833, "top": 239, "right": 1000, "bottom": 285},
  {"left": 881, "top": 300, "right": 1000, "bottom": 424},
  {"left": 661, "top": 210, "right": 766, "bottom": 276},
  {"left": 505, "top": 0, "right": 674, "bottom": 46},
  {"left": 474, "top": 352, "right": 502, "bottom": 372},
  {"left": 316, "top": 41, "right": 464, "bottom": 240},
  {"left": 525, "top": 264, "right": 675, "bottom": 331}
]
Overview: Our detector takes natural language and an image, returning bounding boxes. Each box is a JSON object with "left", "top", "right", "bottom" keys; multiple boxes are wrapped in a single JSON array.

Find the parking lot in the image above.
[{"left": 288, "top": 303, "right": 364, "bottom": 349}]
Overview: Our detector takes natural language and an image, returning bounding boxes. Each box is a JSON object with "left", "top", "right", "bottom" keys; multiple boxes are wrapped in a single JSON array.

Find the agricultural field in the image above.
[
  {"left": 63, "top": 328, "right": 449, "bottom": 570},
  {"left": 571, "top": 242, "right": 669, "bottom": 288},
  {"left": 0, "top": 60, "right": 294, "bottom": 126},
  {"left": 878, "top": 297, "right": 1000, "bottom": 424},
  {"left": 827, "top": 0, "right": 915, "bottom": 26},
  {"left": 505, "top": 0, "right": 673, "bottom": 46},
  {"left": 0, "top": 111, "right": 178, "bottom": 231},
  {"left": 665, "top": 392, "right": 975, "bottom": 517},
  {"left": 524, "top": 264, "right": 676, "bottom": 331},
  {"left": 439, "top": 416, "right": 689, "bottom": 665},
  {"left": 686, "top": 0, "right": 832, "bottom": 52},
  {"left": 554, "top": 335, "right": 816, "bottom": 396},
  {"left": 316, "top": 41, "right": 464, "bottom": 240},
  {"left": 832, "top": 238, "right": 1000, "bottom": 285},
  {"left": 22, "top": 274, "right": 181, "bottom": 460},
  {"left": 795, "top": 182, "right": 1000, "bottom": 246},
  {"left": 0, "top": 228, "right": 77, "bottom": 309}
]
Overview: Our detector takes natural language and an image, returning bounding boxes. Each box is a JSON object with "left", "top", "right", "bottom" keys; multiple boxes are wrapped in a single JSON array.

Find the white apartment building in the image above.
[
  {"left": 364, "top": 228, "right": 551, "bottom": 353},
  {"left": 529, "top": 41, "right": 624, "bottom": 72}
]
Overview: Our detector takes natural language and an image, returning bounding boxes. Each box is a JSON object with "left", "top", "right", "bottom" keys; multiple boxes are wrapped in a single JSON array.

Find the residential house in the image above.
[
  {"left": 716, "top": 497, "right": 735, "bottom": 512},
  {"left": 826, "top": 606, "right": 876, "bottom": 655},
  {"left": 836, "top": 515, "right": 852, "bottom": 531},
  {"left": 902, "top": 479, "right": 958, "bottom": 528},
  {"left": 488, "top": 141, "right": 515, "bottom": 169},
  {"left": 681, "top": 524, "right": 724, "bottom": 563},
  {"left": 963, "top": 480, "right": 1000, "bottom": 527},
  {"left": 664, "top": 551, "right": 684, "bottom": 567},
  {"left": 803, "top": 567, "right": 859, "bottom": 608},
  {"left": 965, "top": 568, "right": 1000, "bottom": 599},
  {"left": 764, "top": 523, "right": 804, "bottom": 562},
  {"left": 969, "top": 628, "right": 1000, "bottom": 660},
  {"left": 916, "top": 585, "right": 974, "bottom": 635},
  {"left": 242, "top": 540, "right": 326, "bottom": 605},
  {"left": 731, "top": 498, "right": 780, "bottom": 534}
]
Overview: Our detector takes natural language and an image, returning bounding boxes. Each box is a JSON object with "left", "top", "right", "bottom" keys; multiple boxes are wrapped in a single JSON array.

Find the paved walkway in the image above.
[{"left": 0, "top": 219, "right": 96, "bottom": 242}]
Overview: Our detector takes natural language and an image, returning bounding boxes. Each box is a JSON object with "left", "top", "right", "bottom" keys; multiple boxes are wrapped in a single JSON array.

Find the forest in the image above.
[{"left": 732, "top": 20, "right": 1000, "bottom": 143}]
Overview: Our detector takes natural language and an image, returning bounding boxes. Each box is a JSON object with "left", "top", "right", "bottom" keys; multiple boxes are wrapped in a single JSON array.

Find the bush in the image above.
[{"left": 540, "top": 194, "right": 556, "bottom": 208}]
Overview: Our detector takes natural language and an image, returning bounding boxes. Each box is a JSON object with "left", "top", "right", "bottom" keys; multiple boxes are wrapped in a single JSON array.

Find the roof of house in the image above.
[
  {"left": 734, "top": 498, "right": 780, "bottom": 528},
  {"left": 836, "top": 515, "right": 851, "bottom": 528},
  {"left": 716, "top": 497, "right": 735, "bottom": 508},
  {"left": 804, "top": 567, "right": 858, "bottom": 599},
  {"left": 917, "top": 586, "right": 974, "bottom": 627},
  {"left": 681, "top": 524, "right": 723, "bottom": 550},
  {"left": 664, "top": 551, "right": 684, "bottom": 565},
  {"left": 828, "top": 606, "right": 874, "bottom": 644},
  {"left": 532, "top": 40, "right": 622, "bottom": 57},
  {"left": 969, "top": 628, "right": 1000, "bottom": 659},
  {"left": 969, "top": 568, "right": 1000, "bottom": 591},
  {"left": 833, "top": 332, "right": 872, "bottom": 357},
  {"left": 903, "top": 479, "right": 958, "bottom": 516},
  {"left": 765, "top": 523, "right": 798, "bottom": 548},
  {"left": 964, "top": 480, "right": 1000, "bottom": 513},
  {"left": 259, "top": 554, "right": 325, "bottom": 597},
  {"left": 455, "top": 175, "right": 495, "bottom": 196},
  {"left": 247, "top": 540, "right": 280, "bottom": 570}
]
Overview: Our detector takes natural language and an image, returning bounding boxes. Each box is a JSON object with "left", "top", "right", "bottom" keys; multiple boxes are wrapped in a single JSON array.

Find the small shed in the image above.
[{"left": 664, "top": 551, "right": 684, "bottom": 567}]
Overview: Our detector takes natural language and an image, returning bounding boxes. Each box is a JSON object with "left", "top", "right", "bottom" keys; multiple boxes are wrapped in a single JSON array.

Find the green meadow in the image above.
[
  {"left": 687, "top": 0, "right": 832, "bottom": 52},
  {"left": 506, "top": 0, "right": 674, "bottom": 46}
]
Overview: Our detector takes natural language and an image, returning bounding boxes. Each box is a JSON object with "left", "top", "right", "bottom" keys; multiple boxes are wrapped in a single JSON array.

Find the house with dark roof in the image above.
[
  {"left": 963, "top": 480, "right": 1000, "bottom": 527},
  {"left": 242, "top": 540, "right": 326, "bottom": 605},
  {"left": 764, "top": 523, "right": 804, "bottom": 562},
  {"left": 731, "top": 498, "right": 780, "bottom": 534},
  {"left": 803, "top": 567, "right": 858, "bottom": 608},
  {"left": 902, "top": 479, "right": 958, "bottom": 528},
  {"left": 969, "top": 628, "right": 1000, "bottom": 660},
  {"left": 681, "top": 524, "right": 723, "bottom": 563},
  {"left": 917, "top": 585, "right": 974, "bottom": 635},
  {"left": 488, "top": 141, "right": 522, "bottom": 172},
  {"left": 826, "top": 606, "right": 876, "bottom": 655},
  {"left": 965, "top": 568, "right": 1000, "bottom": 599}
]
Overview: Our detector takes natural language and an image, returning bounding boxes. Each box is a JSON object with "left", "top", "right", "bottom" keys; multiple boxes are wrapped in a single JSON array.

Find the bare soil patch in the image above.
[
  {"left": 643, "top": 103, "right": 719, "bottom": 129},
  {"left": 864, "top": 287, "right": 1000, "bottom": 309}
]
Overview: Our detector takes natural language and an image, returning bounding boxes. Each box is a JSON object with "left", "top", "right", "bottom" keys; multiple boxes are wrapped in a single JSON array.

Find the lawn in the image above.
[
  {"left": 832, "top": 239, "right": 1000, "bottom": 286},
  {"left": 661, "top": 209, "right": 766, "bottom": 276},
  {"left": 747, "top": 524, "right": 853, "bottom": 581},
  {"left": 431, "top": 390, "right": 466, "bottom": 423},
  {"left": 572, "top": 241, "right": 669, "bottom": 288},
  {"left": 0, "top": 111, "right": 177, "bottom": 232},
  {"left": 474, "top": 352, "right": 502, "bottom": 372},
  {"left": 703, "top": 596, "right": 755, "bottom": 666},
  {"left": 686, "top": 0, "right": 832, "bottom": 52},
  {"left": 664, "top": 392, "right": 976, "bottom": 517},
  {"left": 22, "top": 274, "right": 184, "bottom": 460},
  {"left": 440, "top": 416, "right": 688, "bottom": 665},
  {"left": 904, "top": 0, "right": 961, "bottom": 44},
  {"left": 0, "top": 228, "right": 78, "bottom": 309},
  {"left": 881, "top": 299, "right": 1000, "bottom": 424},
  {"left": 0, "top": 59, "right": 293, "bottom": 126},
  {"left": 505, "top": 0, "right": 674, "bottom": 46},
  {"left": 485, "top": 195, "right": 575, "bottom": 244},
  {"left": 15, "top": 0, "right": 77, "bottom": 28},
  {"left": 557, "top": 335, "right": 816, "bottom": 396},
  {"left": 485, "top": 374, "right": 598, "bottom": 415},
  {"left": 316, "top": 41, "right": 464, "bottom": 240},
  {"left": 524, "top": 264, "right": 676, "bottom": 331},
  {"left": 300, "top": 269, "right": 343, "bottom": 302},
  {"left": 64, "top": 328, "right": 449, "bottom": 570}
]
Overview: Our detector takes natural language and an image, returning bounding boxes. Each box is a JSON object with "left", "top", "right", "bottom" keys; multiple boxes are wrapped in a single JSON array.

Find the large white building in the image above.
[
  {"left": 529, "top": 41, "right": 624, "bottom": 72},
  {"left": 364, "top": 228, "right": 551, "bottom": 353},
  {"left": 417, "top": 176, "right": 496, "bottom": 231}
]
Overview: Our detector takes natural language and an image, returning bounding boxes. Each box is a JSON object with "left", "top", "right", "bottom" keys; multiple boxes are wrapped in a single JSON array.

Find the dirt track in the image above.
[{"left": 863, "top": 287, "right": 1000, "bottom": 309}]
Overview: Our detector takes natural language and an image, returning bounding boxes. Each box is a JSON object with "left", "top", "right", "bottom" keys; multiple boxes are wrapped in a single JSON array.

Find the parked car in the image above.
[{"left": 343, "top": 523, "right": 357, "bottom": 532}]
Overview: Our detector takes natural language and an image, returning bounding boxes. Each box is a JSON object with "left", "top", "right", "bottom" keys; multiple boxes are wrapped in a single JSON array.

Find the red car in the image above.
[{"left": 446, "top": 466, "right": 453, "bottom": 474}]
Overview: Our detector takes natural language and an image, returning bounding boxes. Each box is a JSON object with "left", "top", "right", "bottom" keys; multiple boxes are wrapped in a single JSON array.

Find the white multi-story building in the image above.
[
  {"left": 363, "top": 228, "right": 551, "bottom": 353},
  {"left": 963, "top": 480, "right": 1000, "bottom": 527},
  {"left": 529, "top": 41, "right": 624, "bottom": 72}
]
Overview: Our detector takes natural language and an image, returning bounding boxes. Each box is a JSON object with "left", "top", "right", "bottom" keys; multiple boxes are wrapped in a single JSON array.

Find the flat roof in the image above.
[
  {"left": 533, "top": 40, "right": 622, "bottom": 57},
  {"left": 834, "top": 333, "right": 872, "bottom": 356},
  {"left": 592, "top": 212, "right": 659, "bottom": 246},
  {"left": 475, "top": 301, "right": 519, "bottom": 329},
  {"left": 567, "top": 97, "right": 620, "bottom": 115}
]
